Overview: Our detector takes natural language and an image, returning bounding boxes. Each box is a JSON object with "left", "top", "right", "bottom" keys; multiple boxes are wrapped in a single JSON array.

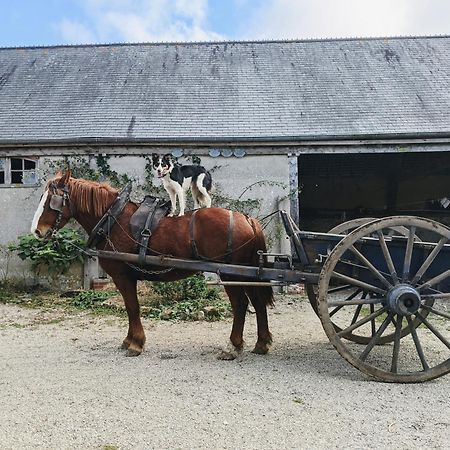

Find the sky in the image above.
[{"left": 1, "top": 0, "right": 450, "bottom": 47}]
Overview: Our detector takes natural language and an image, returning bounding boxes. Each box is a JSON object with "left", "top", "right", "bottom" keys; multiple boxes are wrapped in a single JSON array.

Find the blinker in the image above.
[{"left": 49, "top": 194, "right": 64, "bottom": 212}]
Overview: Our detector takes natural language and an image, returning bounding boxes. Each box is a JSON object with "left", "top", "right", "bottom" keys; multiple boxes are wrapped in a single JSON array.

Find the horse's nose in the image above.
[{"left": 34, "top": 229, "right": 42, "bottom": 238}]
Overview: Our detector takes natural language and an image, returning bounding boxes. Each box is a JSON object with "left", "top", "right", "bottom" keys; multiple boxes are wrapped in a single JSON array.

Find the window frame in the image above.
[{"left": 0, "top": 157, "right": 39, "bottom": 187}]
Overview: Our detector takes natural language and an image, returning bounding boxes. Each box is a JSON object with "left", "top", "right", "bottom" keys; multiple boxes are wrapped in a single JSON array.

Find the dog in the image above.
[{"left": 151, "top": 154, "right": 212, "bottom": 216}]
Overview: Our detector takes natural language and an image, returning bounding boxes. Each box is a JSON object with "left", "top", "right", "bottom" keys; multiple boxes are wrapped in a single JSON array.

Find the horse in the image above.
[{"left": 31, "top": 171, "right": 274, "bottom": 358}]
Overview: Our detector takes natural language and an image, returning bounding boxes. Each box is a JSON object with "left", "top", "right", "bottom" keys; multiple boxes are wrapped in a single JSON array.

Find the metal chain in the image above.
[{"left": 104, "top": 234, "right": 174, "bottom": 275}]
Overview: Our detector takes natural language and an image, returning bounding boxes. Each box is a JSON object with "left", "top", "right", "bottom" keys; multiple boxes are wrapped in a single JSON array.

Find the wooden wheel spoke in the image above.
[
  {"left": 411, "top": 237, "right": 448, "bottom": 285},
  {"left": 391, "top": 315, "right": 403, "bottom": 373},
  {"left": 337, "top": 306, "right": 388, "bottom": 337},
  {"left": 402, "top": 226, "right": 416, "bottom": 282},
  {"left": 415, "top": 313, "right": 450, "bottom": 350},
  {"left": 328, "top": 297, "right": 384, "bottom": 308},
  {"left": 370, "top": 304, "right": 376, "bottom": 336},
  {"left": 377, "top": 231, "right": 399, "bottom": 284},
  {"left": 328, "top": 284, "right": 353, "bottom": 294},
  {"left": 331, "top": 271, "right": 386, "bottom": 295},
  {"left": 421, "top": 304, "right": 450, "bottom": 320},
  {"left": 349, "top": 245, "right": 392, "bottom": 288},
  {"left": 421, "top": 293, "right": 450, "bottom": 301},
  {"left": 359, "top": 312, "right": 394, "bottom": 361},
  {"left": 351, "top": 304, "right": 363, "bottom": 326},
  {"left": 407, "top": 316, "right": 429, "bottom": 371},
  {"left": 329, "top": 289, "right": 361, "bottom": 317},
  {"left": 417, "top": 267, "right": 450, "bottom": 292}
]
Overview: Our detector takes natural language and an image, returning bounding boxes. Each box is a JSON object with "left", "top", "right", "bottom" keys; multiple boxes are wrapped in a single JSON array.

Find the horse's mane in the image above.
[{"left": 67, "top": 178, "right": 118, "bottom": 217}]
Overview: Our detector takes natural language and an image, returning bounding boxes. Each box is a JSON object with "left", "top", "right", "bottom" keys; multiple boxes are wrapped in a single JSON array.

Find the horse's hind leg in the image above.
[
  {"left": 113, "top": 274, "right": 146, "bottom": 356},
  {"left": 246, "top": 287, "right": 272, "bottom": 354},
  {"left": 218, "top": 285, "right": 249, "bottom": 360}
]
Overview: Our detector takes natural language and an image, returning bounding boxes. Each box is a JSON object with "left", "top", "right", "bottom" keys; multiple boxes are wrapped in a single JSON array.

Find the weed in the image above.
[
  {"left": 9, "top": 228, "right": 86, "bottom": 274},
  {"left": 144, "top": 275, "right": 231, "bottom": 321},
  {"left": 69, "top": 290, "right": 117, "bottom": 309}
]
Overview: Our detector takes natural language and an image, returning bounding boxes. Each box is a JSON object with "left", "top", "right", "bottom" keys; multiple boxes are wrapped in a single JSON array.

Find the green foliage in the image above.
[
  {"left": 69, "top": 290, "right": 116, "bottom": 309},
  {"left": 152, "top": 273, "right": 219, "bottom": 302},
  {"left": 145, "top": 274, "right": 230, "bottom": 321},
  {"left": 9, "top": 229, "right": 86, "bottom": 274},
  {"left": 46, "top": 155, "right": 132, "bottom": 188}
]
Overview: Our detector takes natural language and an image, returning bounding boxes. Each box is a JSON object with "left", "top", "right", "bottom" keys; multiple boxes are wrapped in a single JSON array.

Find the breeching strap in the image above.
[{"left": 189, "top": 210, "right": 234, "bottom": 263}]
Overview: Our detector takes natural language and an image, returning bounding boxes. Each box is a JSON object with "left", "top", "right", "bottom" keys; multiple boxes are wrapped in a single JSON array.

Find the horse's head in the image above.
[{"left": 31, "top": 171, "right": 73, "bottom": 239}]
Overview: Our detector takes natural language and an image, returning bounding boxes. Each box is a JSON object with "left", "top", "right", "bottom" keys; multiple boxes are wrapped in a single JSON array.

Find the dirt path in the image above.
[{"left": 0, "top": 297, "right": 449, "bottom": 450}]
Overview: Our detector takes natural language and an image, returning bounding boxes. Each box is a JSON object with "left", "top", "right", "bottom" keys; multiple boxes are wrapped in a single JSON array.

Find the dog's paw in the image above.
[
  {"left": 177, "top": 212, "right": 185, "bottom": 217},
  {"left": 168, "top": 213, "right": 174, "bottom": 217}
]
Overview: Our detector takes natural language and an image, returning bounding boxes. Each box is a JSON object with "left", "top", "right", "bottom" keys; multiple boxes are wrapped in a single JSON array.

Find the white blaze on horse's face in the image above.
[{"left": 31, "top": 190, "right": 49, "bottom": 238}]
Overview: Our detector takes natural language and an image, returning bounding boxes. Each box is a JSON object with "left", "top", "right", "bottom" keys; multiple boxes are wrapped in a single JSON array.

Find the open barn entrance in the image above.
[{"left": 298, "top": 151, "right": 450, "bottom": 232}]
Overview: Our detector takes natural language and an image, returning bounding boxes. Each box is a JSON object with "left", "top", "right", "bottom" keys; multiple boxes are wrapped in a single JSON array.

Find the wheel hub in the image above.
[{"left": 387, "top": 284, "right": 421, "bottom": 316}]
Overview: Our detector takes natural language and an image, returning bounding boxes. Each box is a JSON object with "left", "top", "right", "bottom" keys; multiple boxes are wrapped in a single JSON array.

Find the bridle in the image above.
[{"left": 46, "top": 182, "right": 71, "bottom": 237}]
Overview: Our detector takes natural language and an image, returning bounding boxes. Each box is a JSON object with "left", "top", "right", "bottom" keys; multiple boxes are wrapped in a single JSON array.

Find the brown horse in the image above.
[{"left": 31, "top": 171, "right": 273, "bottom": 358}]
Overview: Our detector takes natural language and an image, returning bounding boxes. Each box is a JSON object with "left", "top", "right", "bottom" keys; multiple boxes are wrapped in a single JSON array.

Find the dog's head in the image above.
[{"left": 152, "top": 153, "right": 174, "bottom": 178}]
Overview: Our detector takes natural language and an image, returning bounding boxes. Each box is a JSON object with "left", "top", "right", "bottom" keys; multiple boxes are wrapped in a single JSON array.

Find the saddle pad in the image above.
[{"left": 129, "top": 196, "right": 171, "bottom": 248}]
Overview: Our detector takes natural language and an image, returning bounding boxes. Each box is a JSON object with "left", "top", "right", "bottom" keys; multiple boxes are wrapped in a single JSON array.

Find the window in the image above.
[{"left": 0, "top": 157, "right": 38, "bottom": 186}]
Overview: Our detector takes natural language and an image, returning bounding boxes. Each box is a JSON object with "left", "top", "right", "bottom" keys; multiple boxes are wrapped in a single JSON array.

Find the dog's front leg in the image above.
[
  {"left": 177, "top": 189, "right": 186, "bottom": 216},
  {"left": 168, "top": 190, "right": 177, "bottom": 217}
]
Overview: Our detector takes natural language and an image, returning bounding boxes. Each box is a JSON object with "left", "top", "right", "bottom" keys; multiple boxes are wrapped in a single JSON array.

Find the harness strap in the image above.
[
  {"left": 138, "top": 198, "right": 161, "bottom": 265},
  {"left": 225, "top": 211, "right": 234, "bottom": 263},
  {"left": 86, "top": 182, "right": 132, "bottom": 248},
  {"left": 189, "top": 209, "right": 234, "bottom": 262},
  {"left": 189, "top": 210, "right": 200, "bottom": 260}
]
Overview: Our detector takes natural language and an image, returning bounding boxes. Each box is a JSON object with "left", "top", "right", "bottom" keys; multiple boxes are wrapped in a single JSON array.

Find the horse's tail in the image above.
[{"left": 248, "top": 217, "right": 274, "bottom": 307}]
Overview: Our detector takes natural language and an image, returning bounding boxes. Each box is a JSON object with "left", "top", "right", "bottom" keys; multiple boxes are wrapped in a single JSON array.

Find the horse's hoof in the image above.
[
  {"left": 251, "top": 345, "right": 269, "bottom": 355},
  {"left": 120, "top": 340, "right": 130, "bottom": 350},
  {"left": 217, "top": 350, "right": 237, "bottom": 360},
  {"left": 126, "top": 345, "right": 142, "bottom": 357}
]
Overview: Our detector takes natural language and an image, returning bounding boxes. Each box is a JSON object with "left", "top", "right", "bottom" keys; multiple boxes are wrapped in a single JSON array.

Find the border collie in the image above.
[{"left": 152, "top": 154, "right": 212, "bottom": 216}]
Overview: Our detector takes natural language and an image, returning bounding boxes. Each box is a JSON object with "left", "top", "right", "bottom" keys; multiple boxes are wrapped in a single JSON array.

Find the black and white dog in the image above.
[{"left": 151, "top": 154, "right": 212, "bottom": 216}]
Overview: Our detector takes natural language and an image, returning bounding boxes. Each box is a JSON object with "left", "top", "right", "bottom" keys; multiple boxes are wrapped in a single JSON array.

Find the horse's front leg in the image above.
[{"left": 113, "top": 274, "right": 146, "bottom": 356}]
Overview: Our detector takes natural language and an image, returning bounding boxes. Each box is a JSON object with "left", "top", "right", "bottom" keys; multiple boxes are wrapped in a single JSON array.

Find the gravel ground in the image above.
[{"left": 0, "top": 296, "right": 449, "bottom": 450}]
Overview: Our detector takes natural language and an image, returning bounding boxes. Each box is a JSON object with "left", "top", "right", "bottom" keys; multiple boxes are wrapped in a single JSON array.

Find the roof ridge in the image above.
[{"left": 1, "top": 34, "right": 450, "bottom": 51}]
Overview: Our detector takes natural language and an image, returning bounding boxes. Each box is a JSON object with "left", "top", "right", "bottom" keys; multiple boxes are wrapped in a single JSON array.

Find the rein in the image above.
[{"left": 47, "top": 182, "right": 71, "bottom": 237}]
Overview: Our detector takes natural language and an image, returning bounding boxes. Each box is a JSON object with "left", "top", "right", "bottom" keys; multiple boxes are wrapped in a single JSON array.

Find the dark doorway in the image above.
[{"left": 298, "top": 151, "right": 450, "bottom": 232}]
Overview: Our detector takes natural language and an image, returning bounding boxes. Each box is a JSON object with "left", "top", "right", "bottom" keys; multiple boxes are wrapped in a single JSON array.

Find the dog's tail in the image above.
[{"left": 203, "top": 171, "right": 213, "bottom": 193}]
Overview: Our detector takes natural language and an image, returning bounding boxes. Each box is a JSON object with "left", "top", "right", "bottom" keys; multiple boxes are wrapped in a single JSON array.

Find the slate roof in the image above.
[{"left": 1, "top": 36, "right": 450, "bottom": 145}]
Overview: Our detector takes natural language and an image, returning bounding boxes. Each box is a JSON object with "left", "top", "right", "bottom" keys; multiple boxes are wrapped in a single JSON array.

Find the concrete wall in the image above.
[{"left": 0, "top": 153, "right": 291, "bottom": 283}]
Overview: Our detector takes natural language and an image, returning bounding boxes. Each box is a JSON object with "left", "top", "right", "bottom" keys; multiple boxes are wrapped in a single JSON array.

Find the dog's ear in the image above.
[
  {"left": 151, "top": 153, "right": 159, "bottom": 163},
  {"left": 163, "top": 154, "right": 173, "bottom": 164}
]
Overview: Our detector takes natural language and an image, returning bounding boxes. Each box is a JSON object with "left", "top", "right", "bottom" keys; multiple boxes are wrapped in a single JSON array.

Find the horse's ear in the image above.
[{"left": 58, "top": 170, "right": 71, "bottom": 187}]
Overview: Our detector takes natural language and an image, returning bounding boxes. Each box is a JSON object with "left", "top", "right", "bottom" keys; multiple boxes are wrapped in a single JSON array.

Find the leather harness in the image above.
[
  {"left": 86, "top": 182, "right": 133, "bottom": 248},
  {"left": 189, "top": 209, "right": 234, "bottom": 263}
]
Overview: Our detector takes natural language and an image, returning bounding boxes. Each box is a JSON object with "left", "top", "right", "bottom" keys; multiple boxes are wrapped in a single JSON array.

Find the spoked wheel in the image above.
[
  {"left": 307, "top": 217, "right": 420, "bottom": 346},
  {"left": 318, "top": 216, "right": 450, "bottom": 382}
]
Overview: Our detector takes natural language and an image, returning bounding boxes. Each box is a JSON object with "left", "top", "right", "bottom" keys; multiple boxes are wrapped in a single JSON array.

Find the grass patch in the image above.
[{"left": 0, "top": 275, "right": 231, "bottom": 322}]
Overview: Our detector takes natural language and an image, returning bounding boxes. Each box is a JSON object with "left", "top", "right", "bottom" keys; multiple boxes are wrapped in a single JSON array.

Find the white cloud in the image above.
[
  {"left": 56, "top": 0, "right": 223, "bottom": 44},
  {"left": 56, "top": 18, "right": 98, "bottom": 44},
  {"left": 243, "top": 0, "right": 450, "bottom": 40}
]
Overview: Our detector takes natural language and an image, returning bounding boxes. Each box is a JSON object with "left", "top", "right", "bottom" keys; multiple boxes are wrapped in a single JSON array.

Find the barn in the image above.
[{"left": 1, "top": 35, "right": 450, "bottom": 282}]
